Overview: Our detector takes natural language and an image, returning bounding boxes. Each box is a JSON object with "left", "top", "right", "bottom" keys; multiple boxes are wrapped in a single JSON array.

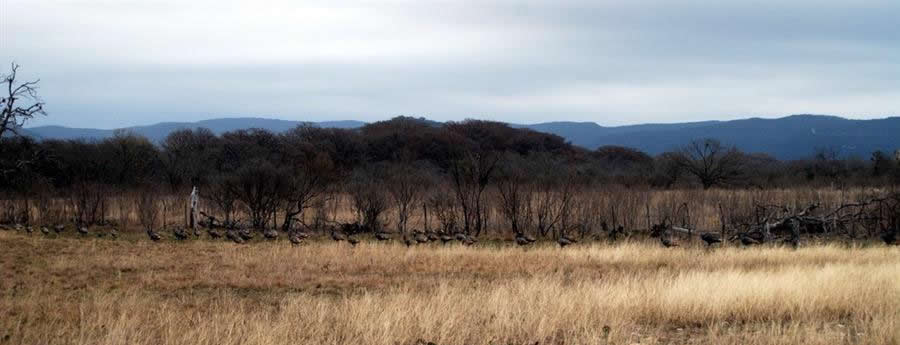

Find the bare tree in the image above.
[
  {"left": 675, "top": 139, "right": 746, "bottom": 189},
  {"left": 495, "top": 153, "right": 534, "bottom": 236},
  {"left": 386, "top": 161, "right": 432, "bottom": 234},
  {"left": 531, "top": 154, "right": 576, "bottom": 238},
  {"left": 348, "top": 166, "right": 390, "bottom": 232},
  {"left": 448, "top": 150, "right": 499, "bottom": 236},
  {"left": 427, "top": 186, "right": 459, "bottom": 234},
  {"left": 228, "top": 160, "right": 287, "bottom": 229},
  {"left": 1, "top": 63, "right": 45, "bottom": 139},
  {"left": 279, "top": 127, "right": 338, "bottom": 232},
  {"left": 137, "top": 188, "right": 160, "bottom": 232},
  {"left": 206, "top": 175, "right": 238, "bottom": 224}
]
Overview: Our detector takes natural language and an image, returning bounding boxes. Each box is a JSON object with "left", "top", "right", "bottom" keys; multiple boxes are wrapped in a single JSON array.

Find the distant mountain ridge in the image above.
[
  {"left": 23, "top": 115, "right": 900, "bottom": 160},
  {"left": 22, "top": 118, "right": 366, "bottom": 142}
]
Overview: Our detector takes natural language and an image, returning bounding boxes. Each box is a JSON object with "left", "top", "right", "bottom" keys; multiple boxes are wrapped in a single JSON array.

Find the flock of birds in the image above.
[
  {"left": 4, "top": 220, "right": 896, "bottom": 247},
  {"left": 0, "top": 222, "right": 120, "bottom": 238}
]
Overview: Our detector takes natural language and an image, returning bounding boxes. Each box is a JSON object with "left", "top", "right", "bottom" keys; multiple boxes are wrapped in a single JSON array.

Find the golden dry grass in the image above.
[{"left": 1, "top": 230, "right": 899, "bottom": 345}]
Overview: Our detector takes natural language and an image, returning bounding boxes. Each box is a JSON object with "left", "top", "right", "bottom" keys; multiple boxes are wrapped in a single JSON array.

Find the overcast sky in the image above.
[{"left": 3, "top": 0, "right": 899, "bottom": 129}]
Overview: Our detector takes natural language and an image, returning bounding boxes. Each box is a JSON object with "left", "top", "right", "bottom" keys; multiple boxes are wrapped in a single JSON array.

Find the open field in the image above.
[{"left": 2, "top": 230, "right": 898, "bottom": 345}]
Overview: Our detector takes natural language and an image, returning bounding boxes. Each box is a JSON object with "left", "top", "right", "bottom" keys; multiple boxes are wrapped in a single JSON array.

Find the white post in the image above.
[{"left": 190, "top": 186, "right": 198, "bottom": 229}]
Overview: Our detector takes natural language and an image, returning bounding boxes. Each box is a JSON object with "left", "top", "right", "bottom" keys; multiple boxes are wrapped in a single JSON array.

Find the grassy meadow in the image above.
[{"left": 2, "top": 229, "right": 898, "bottom": 345}]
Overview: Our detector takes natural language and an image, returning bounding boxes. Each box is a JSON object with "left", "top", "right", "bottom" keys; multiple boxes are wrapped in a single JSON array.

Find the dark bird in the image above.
[
  {"left": 786, "top": 236, "right": 800, "bottom": 248},
  {"left": 238, "top": 228, "right": 254, "bottom": 241},
  {"left": 173, "top": 227, "right": 188, "bottom": 240},
  {"left": 347, "top": 236, "right": 360, "bottom": 246},
  {"left": 109, "top": 229, "right": 119, "bottom": 239},
  {"left": 439, "top": 234, "right": 454, "bottom": 244},
  {"left": 414, "top": 232, "right": 429, "bottom": 244},
  {"left": 263, "top": 228, "right": 278, "bottom": 240},
  {"left": 700, "top": 232, "right": 722, "bottom": 246},
  {"left": 54, "top": 224, "right": 65, "bottom": 233},
  {"left": 289, "top": 232, "right": 304, "bottom": 246},
  {"left": 515, "top": 236, "right": 530, "bottom": 246},
  {"left": 515, "top": 233, "right": 536, "bottom": 246},
  {"left": 78, "top": 226, "right": 89, "bottom": 236},
  {"left": 462, "top": 235, "right": 477, "bottom": 246},
  {"left": 193, "top": 228, "right": 201, "bottom": 237},
  {"left": 375, "top": 232, "right": 392, "bottom": 241},
  {"left": 147, "top": 229, "right": 161, "bottom": 241},
  {"left": 207, "top": 228, "right": 222, "bottom": 239},
  {"left": 660, "top": 236, "right": 678, "bottom": 248},
  {"left": 425, "top": 231, "right": 438, "bottom": 242},
  {"left": 404, "top": 235, "right": 414, "bottom": 247},
  {"left": 739, "top": 233, "right": 761, "bottom": 246},
  {"left": 25, "top": 225, "right": 34, "bottom": 233},
  {"left": 40, "top": 226, "right": 50, "bottom": 235},
  {"left": 226, "top": 230, "right": 245, "bottom": 244},
  {"left": 454, "top": 233, "right": 467, "bottom": 241},
  {"left": 558, "top": 234, "right": 578, "bottom": 247},
  {"left": 882, "top": 230, "right": 898, "bottom": 246},
  {"left": 331, "top": 229, "right": 347, "bottom": 242}
]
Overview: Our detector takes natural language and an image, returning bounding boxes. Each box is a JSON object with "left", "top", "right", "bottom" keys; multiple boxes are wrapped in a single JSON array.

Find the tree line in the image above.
[
  {"left": 3, "top": 64, "right": 900, "bottom": 234},
  {"left": 4, "top": 116, "right": 898, "bottom": 194}
]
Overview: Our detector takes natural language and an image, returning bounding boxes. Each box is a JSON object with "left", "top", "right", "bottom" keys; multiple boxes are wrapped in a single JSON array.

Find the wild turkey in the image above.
[
  {"left": 173, "top": 227, "right": 188, "bottom": 240},
  {"left": 78, "top": 226, "right": 89, "bottom": 236},
  {"left": 225, "top": 230, "right": 245, "bottom": 244},
  {"left": 263, "top": 228, "right": 278, "bottom": 240},
  {"left": 785, "top": 236, "right": 800, "bottom": 248},
  {"left": 54, "top": 224, "right": 65, "bottom": 233},
  {"left": 375, "top": 232, "right": 392, "bottom": 241},
  {"left": 882, "top": 230, "right": 898, "bottom": 246},
  {"left": 14, "top": 224, "right": 23, "bottom": 231},
  {"left": 462, "top": 235, "right": 477, "bottom": 246},
  {"left": 439, "top": 234, "right": 454, "bottom": 244},
  {"left": 739, "top": 232, "right": 761, "bottom": 246},
  {"left": 207, "top": 228, "right": 222, "bottom": 239},
  {"left": 289, "top": 232, "right": 304, "bottom": 246},
  {"left": 109, "top": 228, "right": 119, "bottom": 239},
  {"left": 404, "top": 235, "right": 414, "bottom": 247},
  {"left": 193, "top": 228, "right": 201, "bottom": 238},
  {"left": 341, "top": 223, "right": 361, "bottom": 235},
  {"left": 660, "top": 236, "right": 678, "bottom": 248},
  {"left": 414, "top": 232, "right": 429, "bottom": 244},
  {"left": 523, "top": 233, "right": 536, "bottom": 242},
  {"left": 347, "top": 236, "right": 360, "bottom": 246},
  {"left": 238, "top": 228, "right": 254, "bottom": 241},
  {"left": 147, "top": 229, "right": 161, "bottom": 241},
  {"left": 515, "top": 233, "right": 536, "bottom": 246},
  {"left": 25, "top": 225, "right": 34, "bottom": 233},
  {"left": 608, "top": 225, "right": 625, "bottom": 241},
  {"left": 425, "top": 231, "right": 438, "bottom": 242},
  {"left": 558, "top": 233, "right": 578, "bottom": 247},
  {"left": 515, "top": 235, "right": 530, "bottom": 246},
  {"left": 331, "top": 229, "right": 347, "bottom": 242},
  {"left": 700, "top": 232, "right": 722, "bottom": 246},
  {"left": 40, "top": 226, "right": 50, "bottom": 235},
  {"left": 454, "top": 233, "right": 467, "bottom": 241}
]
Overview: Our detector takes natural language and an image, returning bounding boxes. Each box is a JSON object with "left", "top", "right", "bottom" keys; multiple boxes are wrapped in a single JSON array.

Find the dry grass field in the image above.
[{"left": 2, "top": 229, "right": 898, "bottom": 345}]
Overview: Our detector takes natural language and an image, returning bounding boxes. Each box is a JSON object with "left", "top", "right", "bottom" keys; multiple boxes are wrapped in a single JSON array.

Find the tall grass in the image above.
[{"left": 2, "top": 231, "right": 898, "bottom": 345}]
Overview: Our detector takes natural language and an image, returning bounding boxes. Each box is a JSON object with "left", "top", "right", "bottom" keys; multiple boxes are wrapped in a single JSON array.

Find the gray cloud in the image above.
[{"left": 2, "top": 0, "right": 898, "bottom": 128}]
